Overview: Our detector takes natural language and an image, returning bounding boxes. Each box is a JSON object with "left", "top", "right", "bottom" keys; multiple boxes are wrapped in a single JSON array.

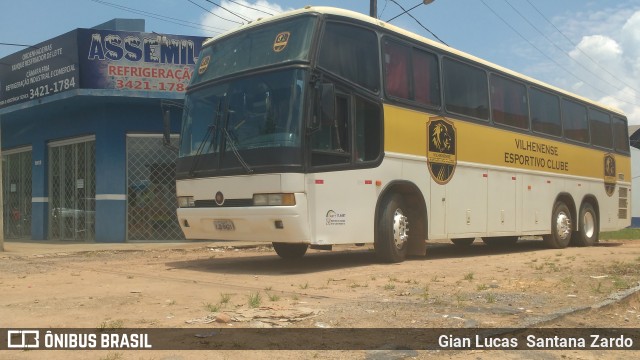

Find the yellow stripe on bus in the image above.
[{"left": 383, "top": 105, "right": 631, "bottom": 181}]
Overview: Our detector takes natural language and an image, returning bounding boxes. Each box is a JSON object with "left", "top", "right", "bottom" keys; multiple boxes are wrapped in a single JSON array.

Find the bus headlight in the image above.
[
  {"left": 253, "top": 193, "right": 296, "bottom": 206},
  {"left": 177, "top": 196, "right": 195, "bottom": 208}
]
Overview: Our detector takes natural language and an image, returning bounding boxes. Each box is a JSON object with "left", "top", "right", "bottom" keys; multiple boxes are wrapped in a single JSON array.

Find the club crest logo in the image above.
[
  {"left": 273, "top": 32, "right": 290, "bottom": 52},
  {"left": 604, "top": 153, "right": 616, "bottom": 197},
  {"left": 427, "top": 117, "right": 457, "bottom": 184},
  {"left": 198, "top": 55, "right": 211, "bottom": 75}
]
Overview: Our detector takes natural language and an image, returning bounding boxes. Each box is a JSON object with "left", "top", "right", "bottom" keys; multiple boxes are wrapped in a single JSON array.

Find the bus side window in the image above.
[
  {"left": 490, "top": 74, "right": 529, "bottom": 129},
  {"left": 589, "top": 108, "right": 612, "bottom": 149},
  {"left": 562, "top": 99, "right": 589, "bottom": 143},
  {"left": 612, "top": 117, "right": 630, "bottom": 153},
  {"left": 530, "top": 88, "right": 561, "bottom": 137},
  {"left": 443, "top": 58, "right": 490, "bottom": 121}
]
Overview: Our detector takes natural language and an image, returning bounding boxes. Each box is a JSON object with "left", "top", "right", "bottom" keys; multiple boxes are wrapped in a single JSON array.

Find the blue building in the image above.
[{"left": 0, "top": 19, "right": 207, "bottom": 242}]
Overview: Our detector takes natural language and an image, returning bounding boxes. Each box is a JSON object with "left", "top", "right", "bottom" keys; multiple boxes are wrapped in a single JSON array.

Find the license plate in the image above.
[{"left": 214, "top": 220, "right": 235, "bottom": 231}]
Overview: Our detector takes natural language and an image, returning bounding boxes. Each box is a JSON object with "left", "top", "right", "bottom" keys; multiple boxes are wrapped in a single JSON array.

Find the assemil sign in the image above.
[
  {"left": 0, "top": 29, "right": 206, "bottom": 109},
  {"left": 77, "top": 29, "right": 204, "bottom": 93}
]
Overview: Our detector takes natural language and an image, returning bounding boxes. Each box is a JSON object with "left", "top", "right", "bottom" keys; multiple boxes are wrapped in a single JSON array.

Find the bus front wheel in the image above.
[
  {"left": 375, "top": 194, "right": 409, "bottom": 263},
  {"left": 543, "top": 201, "right": 572, "bottom": 249},
  {"left": 572, "top": 203, "right": 598, "bottom": 247},
  {"left": 272, "top": 243, "right": 308, "bottom": 259}
]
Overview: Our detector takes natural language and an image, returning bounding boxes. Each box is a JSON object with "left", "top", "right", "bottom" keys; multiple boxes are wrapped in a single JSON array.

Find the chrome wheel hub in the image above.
[
  {"left": 393, "top": 209, "right": 409, "bottom": 249},
  {"left": 556, "top": 211, "right": 572, "bottom": 240},
  {"left": 583, "top": 211, "right": 595, "bottom": 238}
]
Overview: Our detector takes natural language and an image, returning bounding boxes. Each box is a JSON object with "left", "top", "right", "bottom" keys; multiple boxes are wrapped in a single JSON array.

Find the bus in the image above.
[{"left": 172, "top": 6, "right": 631, "bottom": 262}]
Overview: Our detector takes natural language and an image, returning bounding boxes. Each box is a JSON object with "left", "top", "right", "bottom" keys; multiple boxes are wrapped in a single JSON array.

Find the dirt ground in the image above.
[{"left": 1, "top": 237, "right": 640, "bottom": 359}]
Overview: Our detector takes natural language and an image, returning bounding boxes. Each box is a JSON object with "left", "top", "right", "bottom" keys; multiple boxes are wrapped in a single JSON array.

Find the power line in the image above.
[
  {"left": 186, "top": 0, "right": 243, "bottom": 25},
  {"left": 89, "top": 0, "right": 225, "bottom": 34},
  {"left": 387, "top": 1, "right": 423, "bottom": 22},
  {"left": 0, "top": 42, "right": 33, "bottom": 48},
  {"left": 387, "top": 0, "right": 448, "bottom": 46},
  {"left": 226, "top": 0, "right": 276, "bottom": 16},
  {"left": 200, "top": 0, "right": 249, "bottom": 23},
  {"left": 479, "top": 0, "right": 640, "bottom": 107},
  {"left": 503, "top": 0, "right": 633, "bottom": 97},
  {"left": 524, "top": 0, "right": 640, "bottom": 95}
]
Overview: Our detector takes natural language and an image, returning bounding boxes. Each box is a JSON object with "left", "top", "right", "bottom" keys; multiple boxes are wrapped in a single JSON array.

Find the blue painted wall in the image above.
[{"left": 1, "top": 94, "right": 183, "bottom": 242}]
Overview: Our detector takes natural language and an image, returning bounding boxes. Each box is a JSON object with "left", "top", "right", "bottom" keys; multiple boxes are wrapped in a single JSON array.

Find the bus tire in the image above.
[
  {"left": 482, "top": 236, "right": 518, "bottom": 246},
  {"left": 272, "top": 243, "right": 308, "bottom": 259},
  {"left": 543, "top": 201, "right": 572, "bottom": 249},
  {"left": 451, "top": 238, "right": 474, "bottom": 246},
  {"left": 572, "top": 203, "right": 598, "bottom": 247},
  {"left": 375, "top": 193, "right": 409, "bottom": 263}
]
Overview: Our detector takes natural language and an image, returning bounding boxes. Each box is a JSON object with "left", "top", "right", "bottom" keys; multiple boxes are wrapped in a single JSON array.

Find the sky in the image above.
[{"left": 2, "top": 0, "right": 640, "bottom": 124}]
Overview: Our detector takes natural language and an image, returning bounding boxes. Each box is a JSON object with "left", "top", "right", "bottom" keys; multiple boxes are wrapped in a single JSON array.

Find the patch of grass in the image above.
[
  {"left": 204, "top": 302, "right": 220, "bottom": 312},
  {"left": 383, "top": 283, "right": 396, "bottom": 291},
  {"left": 476, "top": 284, "right": 488, "bottom": 291},
  {"left": 560, "top": 276, "right": 575, "bottom": 288},
  {"left": 98, "top": 319, "right": 124, "bottom": 331},
  {"left": 463, "top": 272, "right": 474, "bottom": 281},
  {"left": 99, "top": 353, "right": 123, "bottom": 360},
  {"left": 299, "top": 282, "right": 309, "bottom": 290},
  {"left": 590, "top": 281, "right": 605, "bottom": 294},
  {"left": 455, "top": 291, "right": 466, "bottom": 307},
  {"left": 420, "top": 286, "right": 429, "bottom": 301},
  {"left": 612, "top": 276, "right": 631, "bottom": 290},
  {"left": 350, "top": 282, "right": 368, "bottom": 288},
  {"left": 600, "top": 228, "right": 640, "bottom": 240},
  {"left": 484, "top": 293, "right": 496, "bottom": 304},
  {"left": 248, "top": 292, "right": 262, "bottom": 308},
  {"left": 220, "top": 293, "right": 231, "bottom": 305},
  {"left": 267, "top": 293, "right": 280, "bottom": 302},
  {"left": 607, "top": 260, "right": 640, "bottom": 276}
]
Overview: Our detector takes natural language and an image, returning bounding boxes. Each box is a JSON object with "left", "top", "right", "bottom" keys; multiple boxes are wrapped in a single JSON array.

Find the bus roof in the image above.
[{"left": 203, "top": 6, "right": 625, "bottom": 117}]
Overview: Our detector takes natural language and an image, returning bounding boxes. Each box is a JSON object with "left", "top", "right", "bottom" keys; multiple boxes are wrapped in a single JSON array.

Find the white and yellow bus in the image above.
[{"left": 173, "top": 6, "right": 631, "bottom": 262}]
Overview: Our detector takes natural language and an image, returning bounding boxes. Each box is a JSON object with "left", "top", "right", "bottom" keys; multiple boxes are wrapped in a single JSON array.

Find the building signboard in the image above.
[
  {"left": 0, "top": 31, "right": 79, "bottom": 108},
  {"left": 0, "top": 29, "right": 206, "bottom": 109}
]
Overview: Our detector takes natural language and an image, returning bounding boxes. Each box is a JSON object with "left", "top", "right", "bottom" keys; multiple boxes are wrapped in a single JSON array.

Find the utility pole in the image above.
[{"left": 370, "top": 0, "right": 377, "bottom": 18}]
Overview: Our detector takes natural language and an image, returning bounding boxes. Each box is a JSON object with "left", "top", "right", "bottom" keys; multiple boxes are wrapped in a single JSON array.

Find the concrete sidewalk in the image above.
[{"left": 0, "top": 239, "right": 264, "bottom": 257}]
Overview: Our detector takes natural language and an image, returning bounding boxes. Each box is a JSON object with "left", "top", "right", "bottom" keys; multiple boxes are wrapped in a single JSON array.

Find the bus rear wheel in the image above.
[
  {"left": 572, "top": 203, "right": 598, "bottom": 247},
  {"left": 375, "top": 193, "right": 409, "bottom": 263},
  {"left": 543, "top": 201, "right": 572, "bottom": 249},
  {"left": 272, "top": 243, "right": 308, "bottom": 259}
]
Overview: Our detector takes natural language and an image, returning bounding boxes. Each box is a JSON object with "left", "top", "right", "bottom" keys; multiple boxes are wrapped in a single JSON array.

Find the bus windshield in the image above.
[{"left": 178, "top": 69, "right": 305, "bottom": 174}]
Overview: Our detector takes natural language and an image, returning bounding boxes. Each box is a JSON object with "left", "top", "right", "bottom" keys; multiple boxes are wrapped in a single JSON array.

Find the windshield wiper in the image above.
[
  {"left": 221, "top": 103, "right": 253, "bottom": 174},
  {"left": 188, "top": 98, "right": 223, "bottom": 176},
  {"left": 223, "top": 128, "right": 253, "bottom": 174}
]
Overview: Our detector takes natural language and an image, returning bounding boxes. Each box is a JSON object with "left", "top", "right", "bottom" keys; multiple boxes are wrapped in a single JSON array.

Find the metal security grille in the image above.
[
  {"left": 2, "top": 148, "right": 32, "bottom": 239},
  {"left": 126, "top": 135, "right": 184, "bottom": 240},
  {"left": 48, "top": 138, "right": 96, "bottom": 241}
]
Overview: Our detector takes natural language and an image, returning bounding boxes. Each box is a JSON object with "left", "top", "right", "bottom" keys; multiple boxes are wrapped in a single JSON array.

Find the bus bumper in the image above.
[{"left": 177, "top": 193, "right": 311, "bottom": 243}]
